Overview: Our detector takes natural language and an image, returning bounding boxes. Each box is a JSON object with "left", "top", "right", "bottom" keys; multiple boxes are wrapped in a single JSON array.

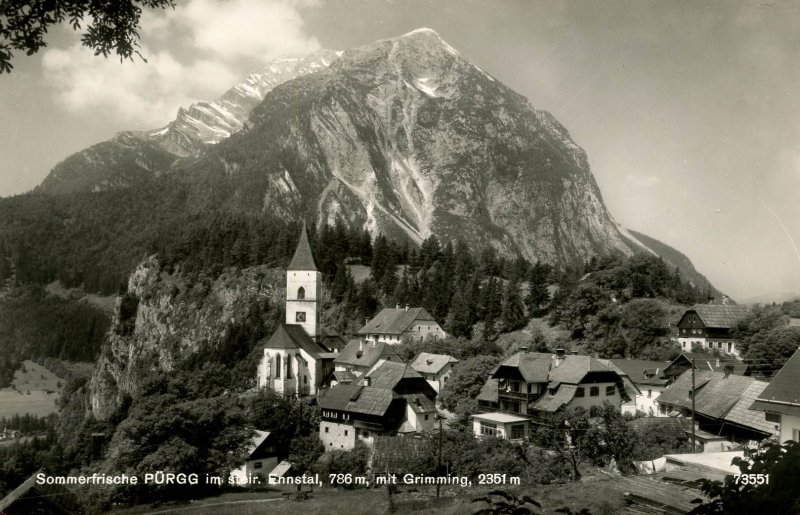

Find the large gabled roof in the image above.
[
  {"left": 287, "top": 223, "right": 318, "bottom": 271},
  {"left": 681, "top": 304, "right": 750, "bottom": 329},
  {"left": 317, "top": 383, "right": 398, "bottom": 416},
  {"left": 492, "top": 352, "right": 551, "bottom": 383},
  {"left": 334, "top": 340, "right": 402, "bottom": 368},
  {"left": 262, "top": 324, "right": 329, "bottom": 358},
  {"left": 358, "top": 307, "right": 437, "bottom": 335},
  {"left": 751, "top": 348, "right": 800, "bottom": 417},
  {"left": 362, "top": 361, "right": 423, "bottom": 388},
  {"left": 658, "top": 370, "right": 774, "bottom": 434}
]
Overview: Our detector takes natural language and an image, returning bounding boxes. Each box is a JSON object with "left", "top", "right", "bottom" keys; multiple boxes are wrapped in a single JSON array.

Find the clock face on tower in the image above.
[{"left": 296, "top": 312, "right": 306, "bottom": 322}]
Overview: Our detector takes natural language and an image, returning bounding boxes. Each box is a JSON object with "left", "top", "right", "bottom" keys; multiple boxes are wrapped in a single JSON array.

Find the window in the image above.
[
  {"left": 605, "top": 385, "right": 615, "bottom": 396},
  {"left": 363, "top": 431, "right": 369, "bottom": 437},
  {"left": 286, "top": 355, "right": 293, "bottom": 379},
  {"left": 765, "top": 412, "right": 781, "bottom": 423},
  {"left": 575, "top": 387, "right": 585, "bottom": 398},
  {"left": 275, "top": 354, "right": 281, "bottom": 378},
  {"left": 511, "top": 382, "right": 520, "bottom": 393},
  {"left": 511, "top": 425, "right": 525, "bottom": 439},
  {"left": 296, "top": 311, "right": 306, "bottom": 322},
  {"left": 647, "top": 389, "right": 652, "bottom": 398},
  {"left": 297, "top": 287, "right": 305, "bottom": 300},
  {"left": 480, "top": 422, "right": 497, "bottom": 437},
  {"left": 590, "top": 387, "right": 599, "bottom": 397},
  {"left": 254, "top": 462, "right": 263, "bottom": 469},
  {"left": 304, "top": 376, "right": 308, "bottom": 385},
  {"left": 325, "top": 426, "right": 329, "bottom": 433},
  {"left": 345, "top": 430, "right": 349, "bottom": 436},
  {"left": 424, "top": 414, "right": 429, "bottom": 420},
  {"left": 728, "top": 342, "right": 733, "bottom": 353}
]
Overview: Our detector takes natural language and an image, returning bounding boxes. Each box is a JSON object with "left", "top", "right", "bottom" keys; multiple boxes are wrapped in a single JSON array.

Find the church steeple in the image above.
[
  {"left": 288, "top": 223, "right": 318, "bottom": 271},
  {"left": 285, "top": 223, "right": 321, "bottom": 339}
]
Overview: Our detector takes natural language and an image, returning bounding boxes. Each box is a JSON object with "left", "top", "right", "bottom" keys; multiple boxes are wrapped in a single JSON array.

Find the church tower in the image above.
[{"left": 285, "top": 224, "right": 321, "bottom": 339}]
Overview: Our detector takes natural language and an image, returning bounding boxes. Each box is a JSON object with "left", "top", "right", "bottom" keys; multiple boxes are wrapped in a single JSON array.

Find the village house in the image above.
[
  {"left": 229, "top": 430, "right": 281, "bottom": 486},
  {"left": 409, "top": 352, "right": 458, "bottom": 393},
  {"left": 662, "top": 352, "right": 748, "bottom": 390},
  {"left": 331, "top": 339, "right": 403, "bottom": 382},
  {"left": 657, "top": 369, "right": 777, "bottom": 450},
  {"left": 358, "top": 306, "right": 446, "bottom": 344},
  {"left": 608, "top": 359, "right": 671, "bottom": 417},
  {"left": 750, "top": 348, "right": 800, "bottom": 444},
  {"left": 676, "top": 303, "right": 750, "bottom": 357},
  {"left": 257, "top": 225, "right": 338, "bottom": 396},
  {"left": 317, "top": 361, "right": 437, "bottom": 450},
  {"left": 475, "top": 348, "right": 628, "bottom": 431}
]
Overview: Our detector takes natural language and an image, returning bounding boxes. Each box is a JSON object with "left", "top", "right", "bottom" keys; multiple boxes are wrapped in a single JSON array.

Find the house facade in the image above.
[
  {"left": 409, "top": 352, "right": 458, "bottom": 393},
  {"left": 676, "top": 304, "right": 750, "bottom": 357},
  {"left": 471, "top": 413, "right": 530, "bottom": 441},
  {"left": 476, "top": 349, "right": 627, "bottom": 426},
  {"left": 318, "top": 361, "right": 437, "bottom": 450},
  {"left": 609, "top": 359, "right": 670, "bottom": 417},
  {"left": 257, "top": 225, "right": 337, "bottom": 396},
  {"left": 332, "top": 339, "right": 403, "bottom": 380},
  {"left": 358, "top": 306, "right": 446, "bottom": 343},
  {"left": 750, "top": 348, "right": 800, "bottom": 444}
]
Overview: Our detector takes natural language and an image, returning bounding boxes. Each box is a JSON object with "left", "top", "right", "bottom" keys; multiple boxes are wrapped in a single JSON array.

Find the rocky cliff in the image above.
[{"left": 89, "top": 257, "right": 284, "bottom": 420}]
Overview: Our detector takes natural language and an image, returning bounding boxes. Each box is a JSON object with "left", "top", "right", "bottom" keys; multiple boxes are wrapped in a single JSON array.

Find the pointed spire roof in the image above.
[{"left": 288, "top": 223, "right": 318, "bottom": 271}]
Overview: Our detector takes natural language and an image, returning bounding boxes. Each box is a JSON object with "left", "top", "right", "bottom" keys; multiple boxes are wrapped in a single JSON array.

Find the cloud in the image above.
[{"left": 41, "top": 0, "right": 321, "bottom": 127}]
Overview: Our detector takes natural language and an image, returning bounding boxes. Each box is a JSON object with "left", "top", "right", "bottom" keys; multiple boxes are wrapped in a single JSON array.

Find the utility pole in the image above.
[
  {"left": 436, "top": 415, "right": 443, "bottom": 499},
  {"left": 691, "top": 357, "right": 696, "bottom": 453}
]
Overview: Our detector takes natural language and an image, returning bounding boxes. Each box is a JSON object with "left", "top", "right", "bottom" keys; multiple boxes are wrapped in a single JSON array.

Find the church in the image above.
[{"left": 257, "top": 224, "right": 338, "bottom": 396}]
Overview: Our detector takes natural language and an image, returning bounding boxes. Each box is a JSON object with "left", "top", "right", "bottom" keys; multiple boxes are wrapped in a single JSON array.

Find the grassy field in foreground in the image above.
[{"left": 112, "top": 476, "right": 627, "bottom": 515}]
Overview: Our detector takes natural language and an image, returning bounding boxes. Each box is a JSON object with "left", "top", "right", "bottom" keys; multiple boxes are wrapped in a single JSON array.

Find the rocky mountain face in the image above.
[
  {"left": 173, "top": 28, "right": 646, "bottom": 266},
  {"left": 89, "top": 257, "right": 283, "bottom": 420},
  {"left": 36, "top": 50, "right": 340, "bottom": 195},
  {"left": 34, "top": 28, "right": 703, "bottom": 276}
]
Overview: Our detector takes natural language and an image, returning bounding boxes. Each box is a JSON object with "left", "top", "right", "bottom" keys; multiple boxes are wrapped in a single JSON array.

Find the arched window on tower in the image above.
[
  {"left": 275, "top": 354, "right": 281, "bottom": 379},
  {"left": 297, "top": 287, "right": 305, "bottom": 300}
]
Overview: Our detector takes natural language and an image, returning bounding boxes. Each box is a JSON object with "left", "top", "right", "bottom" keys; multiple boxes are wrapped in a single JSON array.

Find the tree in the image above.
[
  {"left": 439, "top": 356, "right": 498, "bottom": 415},
  {"left": 525, "top": 261, "right": 551, "bottom": 313},
  {"left": 689, "top": 440, "right": 800, "bottom": 514},
  {"left": 742, "top": 326, "right": 800, "bottom": 378},
  {"left": 1, "top": 0, "right": 176, "bottom": 73},
  {"left": 500, "top": 279, "right": 526, "bottom": 332}
]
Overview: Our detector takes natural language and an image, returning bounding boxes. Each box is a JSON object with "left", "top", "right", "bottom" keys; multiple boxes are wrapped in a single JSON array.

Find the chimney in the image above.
[
  {"left": 359, "top": 340, "right": 363, "bottom": 351},
  {"left": 405, "top": 304, "right": 409, "bottom": 312},
  {"left": 722, "top": 295, "right": 730, "bottom": 305},
  {"left": 519, "top": 345, "right": 529, "bottom": 353},
  {"left": 553, "top": 348, "right": 566, "bottom": 367},
  {"left": 364, "top": 376, "right": 371, "bottom": 386},
  {"left": 707, "top": 296, "right": 715, "bottom": 304},
  {"left": 715, "top": 357, "right": 720, "bottom": 367},
  {"left": 426, "top": 359, "right": 433, "bottom": 365},
  {"left": 396, "top": 304, "right": 400, "bottom": 309}
]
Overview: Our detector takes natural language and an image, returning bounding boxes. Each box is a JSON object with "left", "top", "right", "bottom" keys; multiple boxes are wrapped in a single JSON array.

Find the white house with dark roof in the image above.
[
  {"left": 607, "top": 359, "right": 671, "bottom": 416},
  {"left": 409, "top": 352, "right": 458, "bottom": 393},
  {"left": 750, "top": 348, "right": 800, "bottom": 444},
  {"left": 257, "top": 225, "right": 338, "bottom": 396},
  {"left": 317, "top": 361, "right": 437, "bottom": 450},
  {"left": 676, "top": 304, "right": 750, "bottom": 356},
  {"left": 358, "top": 306, "right": 446, "bottom": 344},
  {"left": 229, "top": 430, "right": 280, "bottom": 486}
]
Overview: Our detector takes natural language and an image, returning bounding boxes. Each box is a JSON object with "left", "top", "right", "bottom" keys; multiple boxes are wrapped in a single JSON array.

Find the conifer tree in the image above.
[{"left": 501, "top": 279, "right": 526, "bottom": 331}]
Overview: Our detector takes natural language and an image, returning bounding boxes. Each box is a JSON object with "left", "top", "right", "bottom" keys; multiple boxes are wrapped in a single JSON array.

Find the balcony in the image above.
[{"left": 498, "top": 390, "right": 530, "bottom": 401}]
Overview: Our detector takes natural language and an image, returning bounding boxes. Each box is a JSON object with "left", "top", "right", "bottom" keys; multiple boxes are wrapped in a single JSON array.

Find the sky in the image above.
[{"left": 1, "top": 0, "right": 799, "bottom": 302}]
